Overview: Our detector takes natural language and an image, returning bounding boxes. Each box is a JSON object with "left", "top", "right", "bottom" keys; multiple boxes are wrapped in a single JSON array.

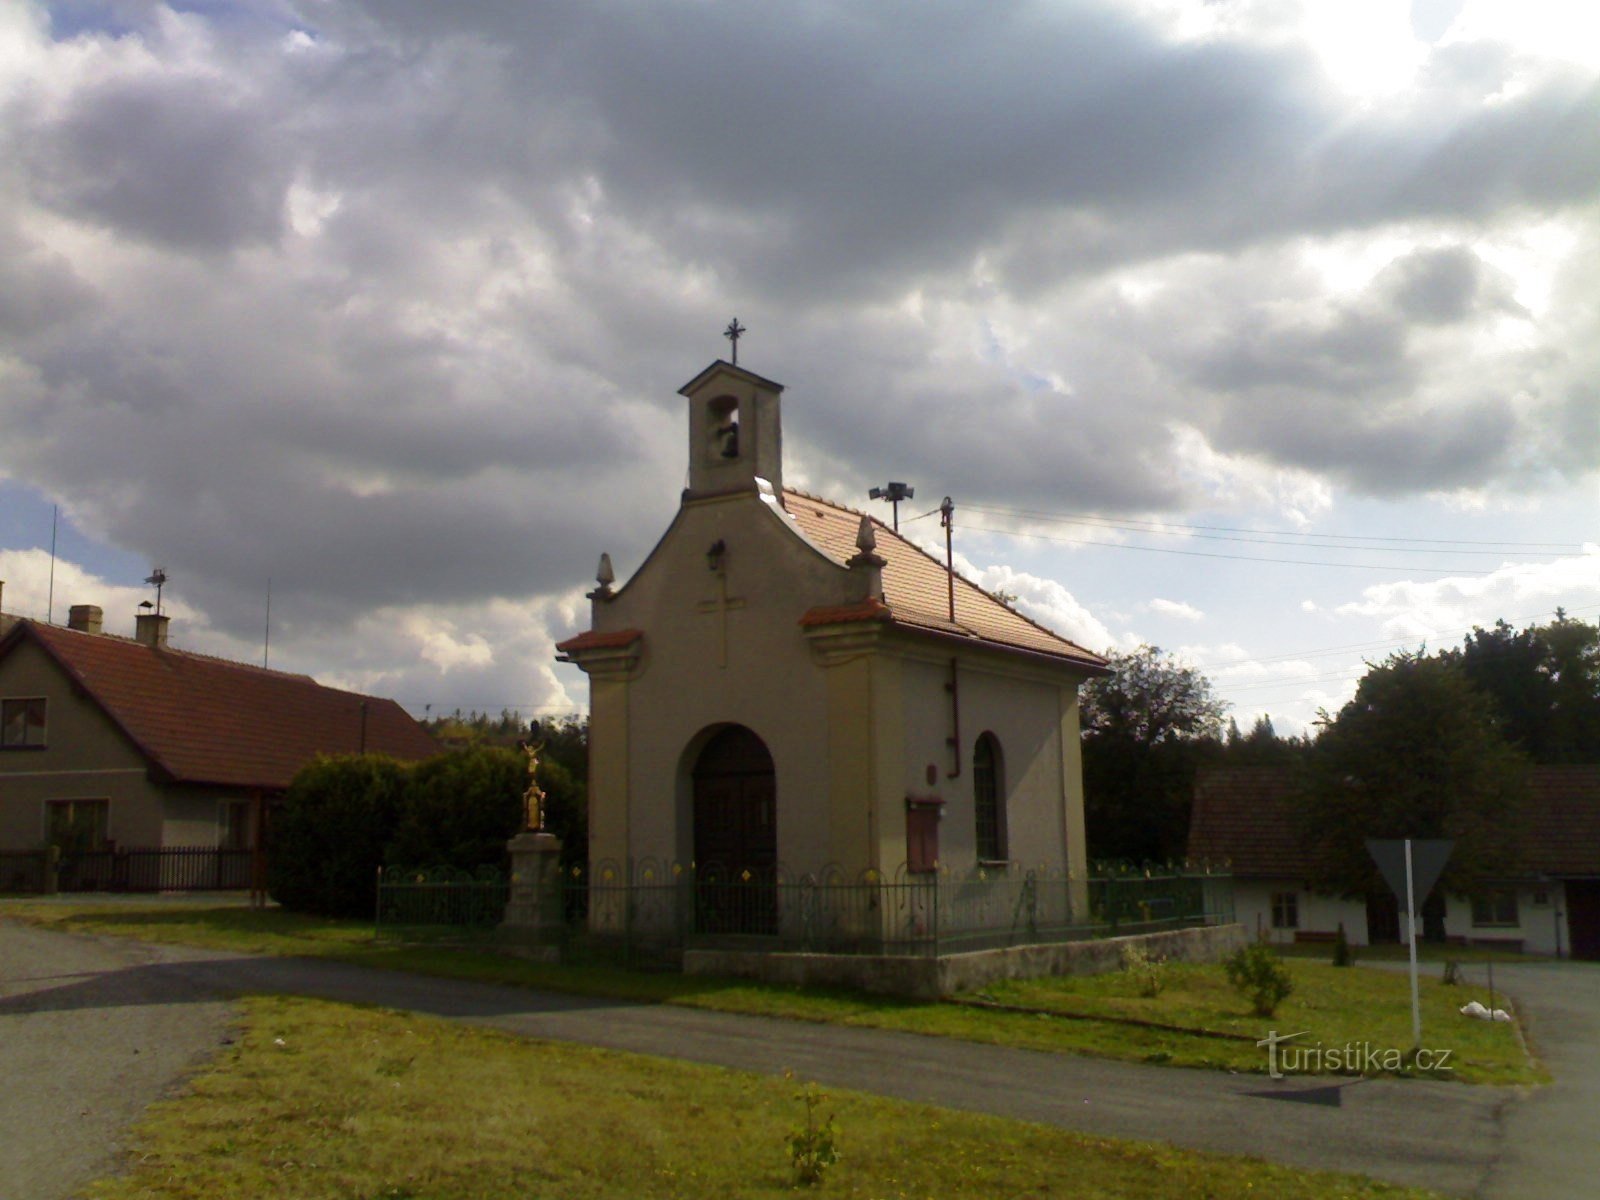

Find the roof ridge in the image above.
[
  {"left": 31, "top": 620, "right": 322, "bottom": 688},
  {"left": 783, "top": 487, "right": 1103, "bottom": 664}
]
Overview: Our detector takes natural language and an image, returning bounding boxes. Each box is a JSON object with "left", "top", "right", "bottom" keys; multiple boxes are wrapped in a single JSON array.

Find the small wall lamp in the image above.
[{"left": 706, "top": 539, "right": 727, "bottom": 573}]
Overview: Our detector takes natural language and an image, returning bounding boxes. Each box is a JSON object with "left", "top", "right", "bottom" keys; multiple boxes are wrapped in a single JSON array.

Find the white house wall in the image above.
[{"left": 1237, "top": 878, "right": 1575, "bottom": 956}]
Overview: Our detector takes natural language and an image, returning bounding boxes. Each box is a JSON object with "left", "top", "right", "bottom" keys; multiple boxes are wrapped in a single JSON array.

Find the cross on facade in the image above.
[
  {"left": 723, "top": 317, "right": 746, "bottom": 365},
  {"left": 695, "top": 564, "right": 746, "bottom": 669}
]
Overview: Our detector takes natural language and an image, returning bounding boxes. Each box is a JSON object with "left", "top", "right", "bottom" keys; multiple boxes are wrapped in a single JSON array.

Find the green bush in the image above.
[
  {"left": 1224, "top": 940, "right": 1295, "bottom": 1017},
  {"left": 269, "top": 746, "right": 527, "bottom": 919},
  {"left": 387, "top": 746, "right": 525, "bottom": 871},
  {"left": 268, "top": 755, "right": 410, "bottom": 918},
  {"left": 1332, "top": 922, "right": 1356, "bottom": 967}
]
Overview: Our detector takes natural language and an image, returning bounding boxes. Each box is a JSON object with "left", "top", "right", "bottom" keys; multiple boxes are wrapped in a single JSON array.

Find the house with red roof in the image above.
[
  {"left": 557, "top": 358, "right": 1108, "bottom": 934},
  {"left": 0, "top": 605, "right": 437, "bottom": 864},
  {"left": 1187, "top": 765, "right": 1600, "bottom": 959}
]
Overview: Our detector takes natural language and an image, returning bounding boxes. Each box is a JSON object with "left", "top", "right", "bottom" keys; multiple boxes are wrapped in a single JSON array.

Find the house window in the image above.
[
  {"left": 221, "top": 800, "right": 254, "bottom": 850},
  {"left": 906, "top": 798, "right": 942, "bottom": 874},
  {"left": 47, "top": 799, "right": 110, "bottom": 851},
  {"left": 1, "top": 697, "right": 47, "bottom": 747},
  {"left": 1271, "top": 891, "right": 1299, "bottom": 929},
  {"left": 973, "top": 732, "right": 1006, "bottom": 862},
  {"left": 1472, "top": 889, "right": 1519, "bottom": 928}
]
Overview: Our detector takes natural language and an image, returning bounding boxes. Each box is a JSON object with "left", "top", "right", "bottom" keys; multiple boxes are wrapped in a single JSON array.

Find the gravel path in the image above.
[
  {"left": 3, "top": 919, "right": 1594, "bottom": 1198},
  {"left": 0, "top": 922, "right": 234, "bottom": 1200}
]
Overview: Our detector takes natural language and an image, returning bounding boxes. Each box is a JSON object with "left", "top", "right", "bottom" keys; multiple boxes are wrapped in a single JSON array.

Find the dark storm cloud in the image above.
[
  {"left": 0, "top": 0, "right": 1596, "bottom": 667},
  {"left": 15, "top": 58, "right": 290, "bottom": 251}
]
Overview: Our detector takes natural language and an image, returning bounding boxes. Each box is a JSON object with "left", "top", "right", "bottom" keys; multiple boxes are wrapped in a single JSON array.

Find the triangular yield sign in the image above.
[{"left": 1365, "top": 838, "right": 1453, "bottom": 905}]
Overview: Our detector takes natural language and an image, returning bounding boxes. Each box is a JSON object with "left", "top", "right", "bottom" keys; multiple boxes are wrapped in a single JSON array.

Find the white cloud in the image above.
[
  {"left": 1334, "top": 548, "right": 1600, "bottom": 643},
  {"left": 1147, "top": 597, "right": 1204, "bottom": 622}
]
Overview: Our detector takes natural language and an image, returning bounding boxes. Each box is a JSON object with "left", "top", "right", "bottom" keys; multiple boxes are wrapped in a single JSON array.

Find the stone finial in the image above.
[
  {"left": 855, "top": 514, "right": 877, "bottom": 554},
  {"left": 847, "top": 515, "right": 886, "bottom": 601},
  {"left": 588, "top": 553, "right": 616, "bottom": 604}
]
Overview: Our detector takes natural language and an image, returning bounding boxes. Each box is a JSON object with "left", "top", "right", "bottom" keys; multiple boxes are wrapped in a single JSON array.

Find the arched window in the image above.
[{"left": 973, "top": 732, "right": 1005, "bottom": 862}]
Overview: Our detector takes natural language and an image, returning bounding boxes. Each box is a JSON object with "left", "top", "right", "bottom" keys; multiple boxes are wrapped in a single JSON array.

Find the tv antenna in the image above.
[
  {"left": 144, "top": 568, "right": 168, "bottom": 616},
  {"left": 868, "top": 482, "right": 915, "bottom": 531}
]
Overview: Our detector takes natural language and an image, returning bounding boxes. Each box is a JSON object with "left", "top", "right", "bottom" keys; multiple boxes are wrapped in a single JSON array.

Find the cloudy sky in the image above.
[{"left": 1, "top": 0, "right": 1596, "bottom": 734}]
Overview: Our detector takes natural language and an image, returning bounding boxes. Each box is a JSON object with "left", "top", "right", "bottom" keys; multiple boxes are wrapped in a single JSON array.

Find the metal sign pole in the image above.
[{"left": 1405, "top": 838, "right": 1421, "bottom": 1050}]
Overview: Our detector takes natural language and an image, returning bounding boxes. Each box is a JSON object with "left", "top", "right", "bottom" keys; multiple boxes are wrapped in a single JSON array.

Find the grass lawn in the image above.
[
  {"left": 1, "top": 899, "right": 1540, "bottom": 1085},
  {"left": 973, "top": 959, "right": 1538, "bottom": 1084},
  {"left": 85, "top": 994, "right": 1447, "bottom": 1200}
]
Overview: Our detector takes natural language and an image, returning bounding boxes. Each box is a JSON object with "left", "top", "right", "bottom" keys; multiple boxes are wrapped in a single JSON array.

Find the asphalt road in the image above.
[{"left": 2, "top": 920, "right": 1595, "bottom": 1198}]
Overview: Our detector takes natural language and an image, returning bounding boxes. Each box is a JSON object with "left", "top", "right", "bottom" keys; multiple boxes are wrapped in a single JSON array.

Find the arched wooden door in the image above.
[{"left": 692, "top": 726, "right": 777, "bottom": 935}]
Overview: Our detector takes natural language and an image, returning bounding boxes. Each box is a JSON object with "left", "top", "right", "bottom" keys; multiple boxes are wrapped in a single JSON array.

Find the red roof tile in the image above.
[
  {"left": 1188, "top": 764, "right": 1600, "bottom": 879},
  {"left": 4, "top": 621, "right": 437, "bottom": 790},
  {"left": 1523, "top": 765, "right": 1600, "bottom": 876},
  {"left": 784, "top": 489, "right": 1107, "bottom": 669},
  {"left": 797, "top": 599, "right": 892, "bottom": 627},
  {"left": 1186, "top": 767, "right": 1311, "bottom": 877},
  {"left": 554, "top": 628, "right": 644, "bottom": 653}
]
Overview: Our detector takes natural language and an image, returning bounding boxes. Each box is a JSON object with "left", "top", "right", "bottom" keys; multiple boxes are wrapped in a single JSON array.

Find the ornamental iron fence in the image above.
[
  {"left": 368, "top": 857, "right": 1232, "bottom": 964},
  {"left": 375, "top": 864, "right": 510, "bottom": 931},
  {"left": 556, "top": 859, "right": 1232, "bottom": 967},
  {"left": 0, "top": 846, "right": 256, "bottom": 894}
]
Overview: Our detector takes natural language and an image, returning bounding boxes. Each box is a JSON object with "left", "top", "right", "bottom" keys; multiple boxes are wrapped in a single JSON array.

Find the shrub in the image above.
[
  {"left": 268, "top": 754, "right": 410, "bottom": 918},
  {"left": 387, "top": 745, "right": 525, "bottom": 871},
  {"left": 1122, "top": 942, "right": 1168, "bottom": 997},
  {"left": 786, "top": 1078, "right": 840, "bottom": 1186},
  {"left": 1224, "top": 940, "right": 1295, "bottom": 1017},
  {"left": 1332, "top": 922, "right": 1356, "bottom": 967}
]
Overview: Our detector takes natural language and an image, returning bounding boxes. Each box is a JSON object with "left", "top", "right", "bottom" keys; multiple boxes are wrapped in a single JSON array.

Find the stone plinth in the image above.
[{"left": 501, "top": 831, "right": 564, "bottom": 938}]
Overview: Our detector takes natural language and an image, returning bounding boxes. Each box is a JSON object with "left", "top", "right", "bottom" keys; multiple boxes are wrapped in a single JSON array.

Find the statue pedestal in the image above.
[{"left": 500, "top": 831, "right": 565, "bottom": 953}]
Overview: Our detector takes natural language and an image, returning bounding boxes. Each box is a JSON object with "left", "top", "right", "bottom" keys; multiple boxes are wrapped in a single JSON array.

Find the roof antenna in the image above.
[
  {"left": 868, "top": 482, "right": 915, "bottom": 531},
  {"left": 263, "top": 577, "right": 272, "bottom": 668},
  {"left": 939, "top": 496, "right": 956, "bottom": 621},
  {"left": 47, "top": 505, "right": 58, "bottom": 624},
  {"left": 144, "top": 568, "right": 168, "bottom": 616}
]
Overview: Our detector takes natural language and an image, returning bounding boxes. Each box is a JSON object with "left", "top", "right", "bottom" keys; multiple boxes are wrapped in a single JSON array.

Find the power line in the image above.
[
  {"left": 964, "top": 502, "right": 1590, "bottom": 553},
  {"left": 960, "top": 521, "right": 1522, "bottom": 575}
]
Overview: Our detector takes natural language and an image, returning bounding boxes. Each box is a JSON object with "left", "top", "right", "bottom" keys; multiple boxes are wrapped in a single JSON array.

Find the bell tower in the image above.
[{"left": 678, "top": 359, "right": 785, "bottom": 499}]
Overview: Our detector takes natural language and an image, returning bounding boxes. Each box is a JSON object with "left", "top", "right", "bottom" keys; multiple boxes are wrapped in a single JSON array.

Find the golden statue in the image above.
[{"left": 521, "top": 742, "right": 547, "bottom": 832}]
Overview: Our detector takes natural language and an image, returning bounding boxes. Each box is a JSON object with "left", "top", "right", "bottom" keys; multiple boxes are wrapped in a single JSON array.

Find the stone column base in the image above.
[{"left": 501, "top": 831, "right": 564, "bottom": 941}]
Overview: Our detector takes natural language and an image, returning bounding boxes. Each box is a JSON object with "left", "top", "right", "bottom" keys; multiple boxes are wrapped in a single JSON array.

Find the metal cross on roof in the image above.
[{"left": 723, "top": 317, "right": 746, "bottom": 365}]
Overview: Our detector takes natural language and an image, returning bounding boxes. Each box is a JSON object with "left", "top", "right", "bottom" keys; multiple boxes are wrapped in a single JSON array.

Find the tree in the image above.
[
  {"left": 1081, "top": 645, "right": 1227, "bottom": 863},
  {"left": 1441, "top": 614, "right": 1600, "bottom": 762},
  {"left": 1081, "top": 644, "right": 1227, "bottom": 749},
  {"left": 1300, "top": 652, "right": 1529, "bottom": 897}
]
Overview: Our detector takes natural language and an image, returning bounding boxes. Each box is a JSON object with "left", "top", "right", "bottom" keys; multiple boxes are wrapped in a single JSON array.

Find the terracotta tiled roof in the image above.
[
  {"left": 1188, "top": 764, "right": 1600, "bottom": 879},
  {"left": 554, "top": 628, "right": 644, "bottom": 653},
  {"left": 4, "top": 621, "right": 438, "bottom": 790},
  {"left": 797, "top": 599, "right": 892, "bottom": 628},
  {"left": 1186, "top": 767, "right": 1312, "bottom": 877},
  {"left": 784, "top": 490, "right": 1106, "bottom": 669},
  {"left": 1524, "top": 766, "right": 1600, "bottom": 876}
]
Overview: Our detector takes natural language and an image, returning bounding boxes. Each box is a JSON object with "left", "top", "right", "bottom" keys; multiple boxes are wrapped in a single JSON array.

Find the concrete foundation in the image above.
[{"left": 683, "top": 922, "right": 1249, "bottom": 1000}]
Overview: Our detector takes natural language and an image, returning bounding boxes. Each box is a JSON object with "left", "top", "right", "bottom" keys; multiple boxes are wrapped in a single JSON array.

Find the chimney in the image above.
[
  {"left": 68, "top": 605, "right": 104, "bottom": 635},
  {"left": 135, "top": 611, "right": 170, "bottom": 648}
]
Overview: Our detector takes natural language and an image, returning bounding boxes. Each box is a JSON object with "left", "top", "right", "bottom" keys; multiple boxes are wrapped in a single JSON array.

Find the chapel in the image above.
[{"left": 557, "top": 351, "right": 1108, "bottom": 931}]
